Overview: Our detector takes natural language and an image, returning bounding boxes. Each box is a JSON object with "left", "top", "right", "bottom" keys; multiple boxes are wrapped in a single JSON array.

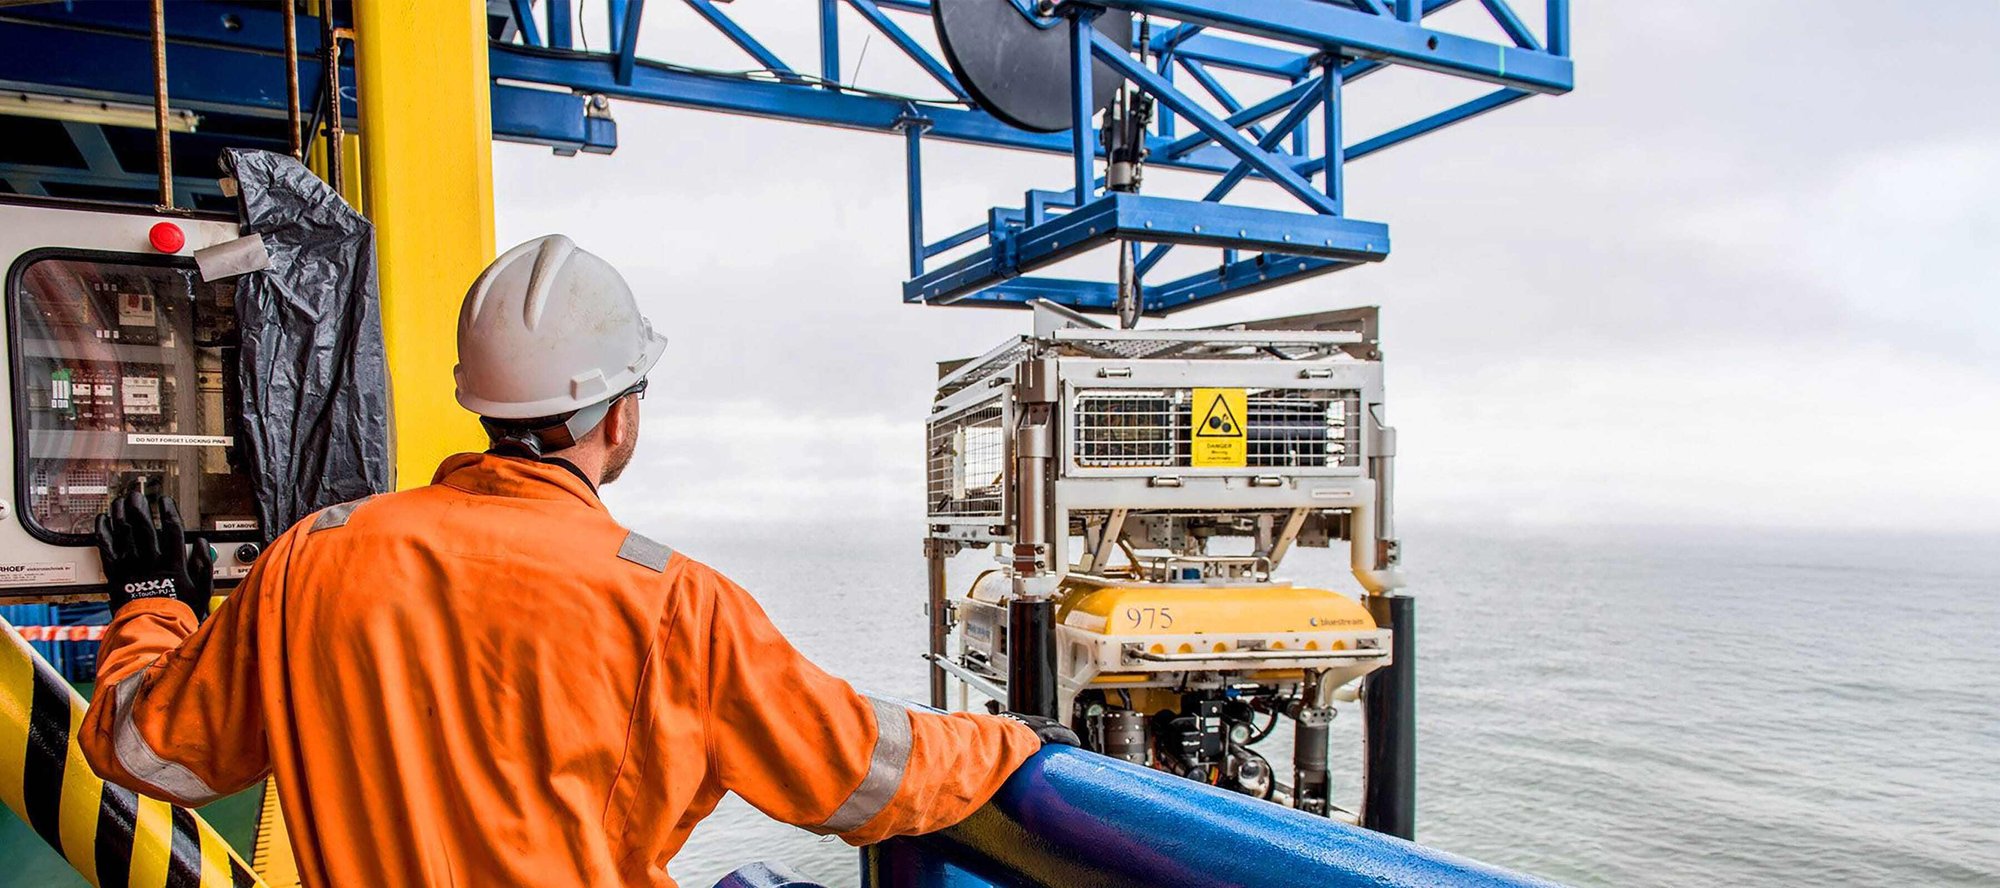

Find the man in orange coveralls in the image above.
[{"left": 78, "top": 234, "right": 1074, "bottom": 886}]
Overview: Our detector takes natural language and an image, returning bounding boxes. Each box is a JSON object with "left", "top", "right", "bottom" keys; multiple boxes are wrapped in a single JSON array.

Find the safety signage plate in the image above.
[{"left": 1191, "top": 388, "right": 1247, "bottom": 468}]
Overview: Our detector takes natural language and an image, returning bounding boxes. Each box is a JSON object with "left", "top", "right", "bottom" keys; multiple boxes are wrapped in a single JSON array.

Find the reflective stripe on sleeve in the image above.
[
  {"left": 109, "top": 677, "right": 222, "bottom": 806},
  {"left": 819, "top": 695, "right": 914, "bottom": 834}
]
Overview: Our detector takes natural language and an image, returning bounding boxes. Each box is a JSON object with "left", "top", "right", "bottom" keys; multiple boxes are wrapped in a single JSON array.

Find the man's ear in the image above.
[{"left": 606, "top": 395, "right": 639, "bottom": 446}]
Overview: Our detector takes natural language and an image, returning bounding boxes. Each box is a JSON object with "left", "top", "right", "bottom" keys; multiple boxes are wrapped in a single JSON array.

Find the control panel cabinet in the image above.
[{"left": 0, "top": 200, "right": 264, "bottom": 599}]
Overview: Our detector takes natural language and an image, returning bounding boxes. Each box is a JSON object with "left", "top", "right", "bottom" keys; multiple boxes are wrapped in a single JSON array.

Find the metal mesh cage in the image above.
[
  {"left": 1248, "top": 388, "right": 1362, "bottom": 468},
  {"left": 1071, "top": 390, "right": 1182, "bottom": 467},
  {"left": 928, "top": 399, "right": 1008, "bottom": 517},
  {"left": 937, "top": 337, "right": 1033, "bottom": 400},
  {"left": 1072, "top": 388, "right": 1362, "bottom": 469}
]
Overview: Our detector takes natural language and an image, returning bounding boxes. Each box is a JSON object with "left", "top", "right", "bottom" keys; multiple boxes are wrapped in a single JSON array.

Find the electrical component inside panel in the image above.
[{"left": 11, "top": 255, "right": 259, "bottom": 541}]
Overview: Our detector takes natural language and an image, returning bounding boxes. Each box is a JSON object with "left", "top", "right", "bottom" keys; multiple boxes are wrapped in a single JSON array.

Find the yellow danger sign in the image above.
[{"left": 1191, "top": 387, "right": 1247, "bottom": 467}]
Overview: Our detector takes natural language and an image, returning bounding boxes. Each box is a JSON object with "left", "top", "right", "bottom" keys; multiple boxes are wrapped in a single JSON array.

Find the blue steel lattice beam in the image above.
[
  {"left": 1547, "top": 0, "right": 1571, "bottom": 56},
  {"left": 884, "top": 0, "right": 1563, "bottom": 314},
  {"left": 1105, "top": 0, "right": 1567, "bottom": 90},
  {"left": 1339, "top": 86, "right": 1530, "bottom": 164},
  {"left": 1158, "top": 67, "right": 1329, "bottom": 159},
  {"left": 1142, "top": 0, "right": 1464, "bottom": 80},
  {"left": 0, "top": 18, "right": 620, "bottom": 157},
  {"left": 509, "top": 0, "right": 542, "bottom": 47},
  {"left": 549, "top": 0, "right": 574, "bottom": 49},
  {"left": 1322, "top": 56, "right": 1343, "bottom": 211},
  {"left": 682, "top": 0, "right": 796, "bottom": 77},
  {"left": 1162, "top": 31, "right": 1311, "bottom": 78},
  {"left": 846, "top": 0, "right": 968, "bottom": 99},
  {"left": 1134, "top": 69, "right": 1326, "bottom": 278},
  {"left": 0, "top": 1, "right": 328, "bottom": 55},
  {"left": 906, "top": 193, "right": 1386, "bottom": 306},
  {"left": 0, "top": 0, "right": 1574, "bottom": 318},
  {"left": 1091, "top": 29, "right": 1339, "bottom": 216},
  {"left": 0, "top": 20, "right": 347, "bottom": 121},
  {"left": 615, "top": 0, "right": 647, "bottom": 84},
  {"left": 608, "top": 0, "right": 632, "bottom": 53},
  {"left": 488, "top": 44, "right": 1247, "bottom": 173},
  {"left": 1479, "top": 0, "right": 1542, "bottom": 51},
  {"left": 1070, "top": 11, "right": 1098, "bottom": 203},
  {"left": 878, "top": 0, "right": 1568, "bottom": 315},
  {"left": 818, "top": 0, "right": 841, "bottom": 83},
  {"left": 1177, "top": 58, "right": 1270, "bottom": 143},
  {"left": 483, "top": 0, "right": 1572, "bottom": 181}
]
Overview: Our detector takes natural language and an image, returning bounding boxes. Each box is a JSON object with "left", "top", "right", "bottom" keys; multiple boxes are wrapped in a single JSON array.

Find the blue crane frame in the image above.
[{"left": 0, "top": 0, "right": 1571, "bottom": 316}]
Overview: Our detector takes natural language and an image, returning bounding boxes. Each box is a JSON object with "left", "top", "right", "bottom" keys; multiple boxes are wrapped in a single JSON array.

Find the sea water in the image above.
[
  {"left": 666, "top": 522, "right": 2000, "bottom": 888},
  {"left": 4, "top": 523, "right": 1994, "bottom": 887}
]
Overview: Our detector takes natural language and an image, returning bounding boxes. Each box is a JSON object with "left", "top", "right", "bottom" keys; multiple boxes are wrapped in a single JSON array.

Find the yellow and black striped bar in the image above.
[{"left": 0, "top": 619, "right": 264, "bottom": 888}]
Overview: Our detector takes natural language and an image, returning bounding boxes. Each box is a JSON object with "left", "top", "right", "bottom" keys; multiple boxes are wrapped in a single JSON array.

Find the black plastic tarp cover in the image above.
[{"left": 220, "top": 148, "right": 389, "bottom": 540}]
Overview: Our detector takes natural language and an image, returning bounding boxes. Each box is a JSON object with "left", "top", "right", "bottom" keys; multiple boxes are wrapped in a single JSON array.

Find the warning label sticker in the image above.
[
  {"left": 0, "top": 562, "right": 77, "bottom": 588},
  {"left": 1191, "top": 387, "right": 1247, "bottom": 468},
  {"left": 127, "top": 434, "right": 234, "bottom": 448}
]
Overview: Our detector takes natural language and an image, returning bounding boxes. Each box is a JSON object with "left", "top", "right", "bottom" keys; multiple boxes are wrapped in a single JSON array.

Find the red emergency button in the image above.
[{"left": 148, "top": 222, "right": 185, "bottom": 254}]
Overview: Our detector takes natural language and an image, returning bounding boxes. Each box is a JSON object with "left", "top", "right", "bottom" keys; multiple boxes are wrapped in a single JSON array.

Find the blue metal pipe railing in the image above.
[{"left": 864, "top": 746, "right": 1563, "bottom": 888}]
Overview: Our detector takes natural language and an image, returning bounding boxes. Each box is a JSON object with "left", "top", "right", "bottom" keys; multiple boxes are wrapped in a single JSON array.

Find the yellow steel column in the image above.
[{"left": 352, "top": 0, "right": 494, "bottom": 488}]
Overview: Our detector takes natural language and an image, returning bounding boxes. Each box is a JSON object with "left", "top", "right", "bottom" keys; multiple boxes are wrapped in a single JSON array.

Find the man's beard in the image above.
[{"left": 600, "top": 431, "right": 637, "bottom": 485}]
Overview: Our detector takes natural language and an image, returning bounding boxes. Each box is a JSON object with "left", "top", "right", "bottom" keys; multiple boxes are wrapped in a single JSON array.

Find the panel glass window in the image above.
[{"left": 9, "top": 251, "right": 258, "bottom": 544}]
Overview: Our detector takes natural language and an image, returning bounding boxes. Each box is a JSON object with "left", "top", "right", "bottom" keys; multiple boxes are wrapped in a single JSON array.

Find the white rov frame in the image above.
[{"left": 925, "top": 301, "right": 1404, "bottom": 592}]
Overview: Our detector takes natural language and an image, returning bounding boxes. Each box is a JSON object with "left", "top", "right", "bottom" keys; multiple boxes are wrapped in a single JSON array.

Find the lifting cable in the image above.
[
  {"left": 318, "top": 3, "right": 346, "bottom": 195},
  {"left": 282, "top": 1, "right": 303, "bottom": 160},
  {"left": 148, "top": 0, "right": 172, "bottom": 210},
  {"left": 0, "top": 618, "right": 264, "bottom": 887}
]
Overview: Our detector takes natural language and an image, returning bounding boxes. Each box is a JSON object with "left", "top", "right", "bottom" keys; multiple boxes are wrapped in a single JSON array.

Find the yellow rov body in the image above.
[{"left": 963, "top": 570, "right": 1388, "bottom": 688}]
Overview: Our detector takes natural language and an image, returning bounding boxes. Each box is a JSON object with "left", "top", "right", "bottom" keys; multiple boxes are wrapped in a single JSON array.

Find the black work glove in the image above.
[
  {"left": 1005, "top": 713, "right": 1082, "bottom": 747},
  {"left": 95, "top": 484, "right": 214, "bottom": 620}
]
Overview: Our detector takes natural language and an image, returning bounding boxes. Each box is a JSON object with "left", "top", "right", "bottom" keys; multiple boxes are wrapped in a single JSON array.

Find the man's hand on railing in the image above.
[{"left": 1004, "top": 713, "right": 1081, "bottom": 747}]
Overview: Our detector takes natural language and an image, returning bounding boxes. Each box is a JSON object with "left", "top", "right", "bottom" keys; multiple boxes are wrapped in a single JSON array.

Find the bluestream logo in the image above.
[
  {"left": 1308, "top": 615, "right": 1366, "bottom": 628},
  {"left": 123, "top": 578, "right": 177, "bottom": 597}
]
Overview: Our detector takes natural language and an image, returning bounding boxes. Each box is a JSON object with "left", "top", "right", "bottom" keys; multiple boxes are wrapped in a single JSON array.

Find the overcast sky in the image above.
[{"left": 492, "top": 2, "right": 1999, "bottom": 535}]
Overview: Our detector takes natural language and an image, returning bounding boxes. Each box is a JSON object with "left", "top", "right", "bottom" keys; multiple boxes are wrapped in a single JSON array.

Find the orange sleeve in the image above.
[
  {"left": 699, "top": 568, "right": 1040, "bottom": 845},
  {"left": 77, "top": 540, "right": 280, "bottom": 807}
]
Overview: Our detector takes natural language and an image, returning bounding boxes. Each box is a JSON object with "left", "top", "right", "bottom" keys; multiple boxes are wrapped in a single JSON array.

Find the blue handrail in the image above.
[{"left": 863, "top": 746, "right": 1562, "bottom": 888}]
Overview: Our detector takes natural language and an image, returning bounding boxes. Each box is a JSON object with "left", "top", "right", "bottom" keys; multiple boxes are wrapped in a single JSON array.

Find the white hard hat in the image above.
[{"left": 454, "top": 235, "right": 667, "bottom": 423}]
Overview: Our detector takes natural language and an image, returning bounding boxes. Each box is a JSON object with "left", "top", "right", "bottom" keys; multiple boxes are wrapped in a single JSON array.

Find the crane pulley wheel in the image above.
[{"left": 933, "top": 0, "right": 1132, "bottom": 134}]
